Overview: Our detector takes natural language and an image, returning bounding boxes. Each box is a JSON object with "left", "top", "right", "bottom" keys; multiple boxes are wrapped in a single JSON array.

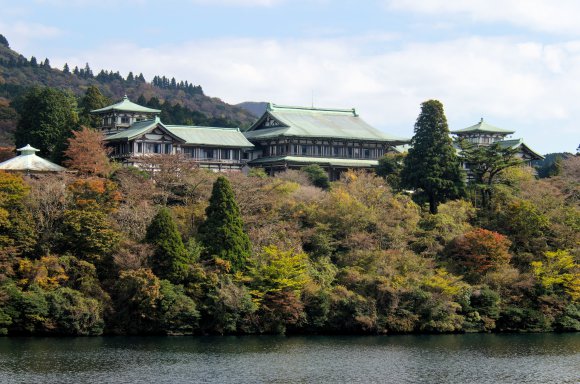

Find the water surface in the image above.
[{"left": 0, "top": 333, "right": 578, "bottom": 383}]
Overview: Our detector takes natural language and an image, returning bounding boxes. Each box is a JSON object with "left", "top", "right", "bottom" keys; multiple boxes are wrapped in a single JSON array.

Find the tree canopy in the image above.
[
  {"left": 13, "top": 87, "right": 79, "bottom": 163},
  {"left": 401, "top": 100, "right": 465, "bottom": 213},
  {"left": 198, "top": 176, "right": 252, "bottom": 273}
]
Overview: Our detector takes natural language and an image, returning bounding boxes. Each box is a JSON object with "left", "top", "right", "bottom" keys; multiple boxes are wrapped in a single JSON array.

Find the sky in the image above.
[{"left": 1, "top": 0, "right": 579, "bottom": 154}]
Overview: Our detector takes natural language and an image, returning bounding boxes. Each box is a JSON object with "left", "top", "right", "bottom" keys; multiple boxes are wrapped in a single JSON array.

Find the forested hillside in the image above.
[
  {"left": 0, "top": 34, "right": 257, "bottom": 145},
  {"left": 0, "top": 137, "right": 577, "bottom": 336}
]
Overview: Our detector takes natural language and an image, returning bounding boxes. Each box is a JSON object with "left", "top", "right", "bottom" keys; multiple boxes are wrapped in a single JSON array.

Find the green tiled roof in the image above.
[
  {"left": 165, "top": 125, "right": 254, "bottom": 148},
  {"left": 498, "top": 138, "right": 544, "bottom": 160},
  {"left": 451, "top": 118, "right": 514, "bottom": 135},
  {"left": 104, "top": 118, "right": 253, "bottom": 148},
  {"left": 91, "top": 95, "right": 161, "bottom": 114},
  {"left": 249, "top": 155, "right": 378, "bottom": 168},
  {"left": 244, "top": 103, "right": 409, "bottom": 144},
  {"left": 104, "top": 119, "right": 172, "bottom": 141}
]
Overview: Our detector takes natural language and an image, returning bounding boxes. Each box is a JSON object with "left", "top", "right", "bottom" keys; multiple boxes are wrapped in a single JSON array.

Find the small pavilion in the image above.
[{"left": 0, "top": 144, "right": 66, "bottom": 173}]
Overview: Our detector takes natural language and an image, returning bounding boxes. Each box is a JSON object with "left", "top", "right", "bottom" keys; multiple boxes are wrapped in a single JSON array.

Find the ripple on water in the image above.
[{"left": 0, "top": 334, "right": 579, "bottom": 384}]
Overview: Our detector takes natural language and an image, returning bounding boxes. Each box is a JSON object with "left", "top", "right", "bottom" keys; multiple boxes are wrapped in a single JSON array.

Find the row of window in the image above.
[
  {"left": 267, "top": 144, "right": 386, "bottom": 159},
  {"left": 102, "top": 115, "right": 151, "bottom": 126},
  {"left": 182, "top": 147, "right": 241, "bottom": 161},
  {"left": 111, "top": 142, "right": 242, "bottom": 161}
]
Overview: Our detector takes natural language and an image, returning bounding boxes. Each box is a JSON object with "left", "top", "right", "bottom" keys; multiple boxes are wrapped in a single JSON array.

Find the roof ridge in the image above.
[
  {"left": 269, "top": 103, "right": 356, "bottom": 115},
  {"left": 166, "top": 125, "right": 240, "bottom": 131}
]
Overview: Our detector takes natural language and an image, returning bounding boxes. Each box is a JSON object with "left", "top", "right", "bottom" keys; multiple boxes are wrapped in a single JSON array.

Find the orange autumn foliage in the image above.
[
  {"left": 63, "top": 126, "right": 111, "bottom": 176},
  {"left": 445, "top": 228, "right": 512, "bottom": 279}
]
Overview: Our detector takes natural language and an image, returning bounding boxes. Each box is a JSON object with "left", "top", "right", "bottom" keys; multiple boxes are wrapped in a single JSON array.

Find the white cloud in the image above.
[
  {"left": 53, "top": 35, "right": 580, "bottom": 154},
  {"left": 0, "top": 20, "right": 62, "bottom": 50},
  {"left": 385, "top": 0, "right": 580, "bottom": 35}
]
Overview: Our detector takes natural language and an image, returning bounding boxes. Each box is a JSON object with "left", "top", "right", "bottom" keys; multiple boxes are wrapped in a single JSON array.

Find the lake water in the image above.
[{"left": 0, "top": 334, "right": 578, "bottom": 383}]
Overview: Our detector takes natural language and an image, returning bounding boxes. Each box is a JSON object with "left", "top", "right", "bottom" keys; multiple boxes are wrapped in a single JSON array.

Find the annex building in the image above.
[
  {"left": 92, "top": 96, "right": 254, "bottom": 171},
  {"left": 244, "top": 103, "right": 409, "bottom": 179},
  {"left": 452, "top": 118, "right": 544, "bottom": 165}
]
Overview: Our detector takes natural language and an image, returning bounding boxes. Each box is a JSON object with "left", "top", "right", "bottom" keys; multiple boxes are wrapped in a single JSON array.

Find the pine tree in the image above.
[
  {"left": 198, "top": 176, "right": 252, "bottom": 273},
  {"left": 79, "top": 85, "right": 110, "bottom": 127},
  {"left": 30, "top": 56, "right": 38, "bottom": 67},
  {"left": 63, "top": 63, "right": 70, "bottom": 74},
  {"left": 145, "top": 207, "right": 190, "bottom": 282},
  {"left": 0, "top": 34, "right": 9, "bottom": 48},
  {"left": 84, "top": 63, "right": 93, "bottom": 78},
  {"left": 401, "top": 100, "right": 464, "bottom": 214}
]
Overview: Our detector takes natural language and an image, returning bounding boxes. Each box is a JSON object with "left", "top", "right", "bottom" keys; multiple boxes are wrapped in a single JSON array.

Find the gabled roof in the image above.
[
  {"left": 165, "top": 126, "right": 253, "bottom": 148},
  {"left": 104, "top": 118, "right": 254, "bottom": 148},
  {"left": 498, "top": 138, "right": 544, "bottom": 160},
  {"left": 91, "top": 95, "right": 161, "bottom": 114},
  {"left": 104, "top": 118, "right": 185, "bottom": 143},
  {"left": 451, "top": 118, "right": 514, "bottom": 135},
  {"left": 244, "top": 103, "right": 409, "bottom": 144},
  {"left": 0, "top": 144, "right": 66, "bottom": 172}
]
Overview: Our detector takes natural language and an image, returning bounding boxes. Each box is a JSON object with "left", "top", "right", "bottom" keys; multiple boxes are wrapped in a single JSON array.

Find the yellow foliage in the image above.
[
  {"left": 422, "top": 268, "right": 467, "bottom": 297},
  {"left": 532, "top": 250, "right": 580, "bottom": 301},
  {"left": 18, "top": 256, "right": 68, "bottom": 290}
]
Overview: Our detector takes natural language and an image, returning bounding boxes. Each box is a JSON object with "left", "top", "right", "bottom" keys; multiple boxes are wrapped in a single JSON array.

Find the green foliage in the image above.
[
  {"left": 145, "top": 207, "right": 190, "bottom": 283},
  {"left": 46, "top": 287, "right": 104, "bottom": 335},
  {"left": 248, "top": 246, "right": 309, "bottom": 303},
  {"left": 78, "top": 86, "right": 110, "bottom": 127},
  {"left": 198, "top": 176, "right": 252, "bottom": 273},
  {"left": 0, "top": 172, "right": 37, "bottom": 256},
  {"left": 111, "top": 269, "right": 198, "bottom": 335},
  {"left": 376, "top": 152, "right": 405, "bottom": 191},
  {"left": 301, "top": 164, "right": 331, "bottom": 190},
  {"left": 532, "top": 250, "right": 580, "bottom": 301},
  {"left": 459, "top": 140, "right": 522, "bottom": 208},
  {"left": 61, "top": 209, "right": 120, "bottom": 265},
  {"left": 13, "top": 87, "right": 79, "bottom": 163},
  {"left": 401, "top": 100, "right": 465, "bottom": 213}
]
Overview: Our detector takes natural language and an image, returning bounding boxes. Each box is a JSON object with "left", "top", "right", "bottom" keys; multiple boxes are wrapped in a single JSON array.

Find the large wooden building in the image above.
[
  {"left": 244, "top": 103, "right": 409, "bottom": 179},
  {"left": 92, "top": 97, "right": 253, "bottom": 170}
]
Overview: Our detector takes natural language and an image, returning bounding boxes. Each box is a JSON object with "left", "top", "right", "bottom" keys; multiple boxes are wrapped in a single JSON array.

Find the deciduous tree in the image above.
[{"left": 63, "top": 126, "right": 111, "bottom": 176}]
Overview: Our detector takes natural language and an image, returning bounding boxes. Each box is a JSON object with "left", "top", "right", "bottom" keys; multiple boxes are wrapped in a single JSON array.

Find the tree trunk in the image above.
[{"left": 429, "top": 193, "right": 438, "bottom": 214}]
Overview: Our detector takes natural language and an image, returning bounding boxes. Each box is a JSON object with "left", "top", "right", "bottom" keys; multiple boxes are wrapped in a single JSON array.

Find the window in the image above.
[
  {"left": 206, "top": 149, "right": 214, "bottom": 159},
  {"left": 121, "top": 116, "right": 130, "bottom": 124},
  {"left": 137, "top": 142, "right": 142, "bottom": 153},
  {"left": 364, "top": 149, "right": 370, "bottom": 158},
  {"left": 221, "top": 149, "right": 230, "bottom": 160},
  {"left": 302, "top": 145, "right": 308, "bottom": 155},
  {"left": 348, "top": 147, "right": 353, "bottom": 157},
  {"left": 165, "top": 144, "right": 172, "bottom": 154},
  {"left": 333, "top": 146, "right": 340, "bottom": 157},
  {"left": 154, "top": 144, "right": 161, "bottom": 153}
]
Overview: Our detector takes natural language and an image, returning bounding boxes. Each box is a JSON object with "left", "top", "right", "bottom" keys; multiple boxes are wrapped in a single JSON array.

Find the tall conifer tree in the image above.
[
  {"left": 401, "top": 100, "right": 464, "bottom": 214},
  {"left": 198, "top": 176, "right": 251, "bottom": 273},
  {"left": 145, "top": 207, "right": 189, "bottom": 282}
]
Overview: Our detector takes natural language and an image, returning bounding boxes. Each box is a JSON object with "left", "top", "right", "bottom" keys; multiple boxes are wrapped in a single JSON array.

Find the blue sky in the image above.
[{"left": 1, "top": 0, "right": 579, "bottom": 154}]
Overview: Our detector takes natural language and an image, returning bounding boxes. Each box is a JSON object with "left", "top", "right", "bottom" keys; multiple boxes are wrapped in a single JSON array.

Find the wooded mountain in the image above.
[{"left": 0, "top": 35, "right": 258, "bottom": 146}]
